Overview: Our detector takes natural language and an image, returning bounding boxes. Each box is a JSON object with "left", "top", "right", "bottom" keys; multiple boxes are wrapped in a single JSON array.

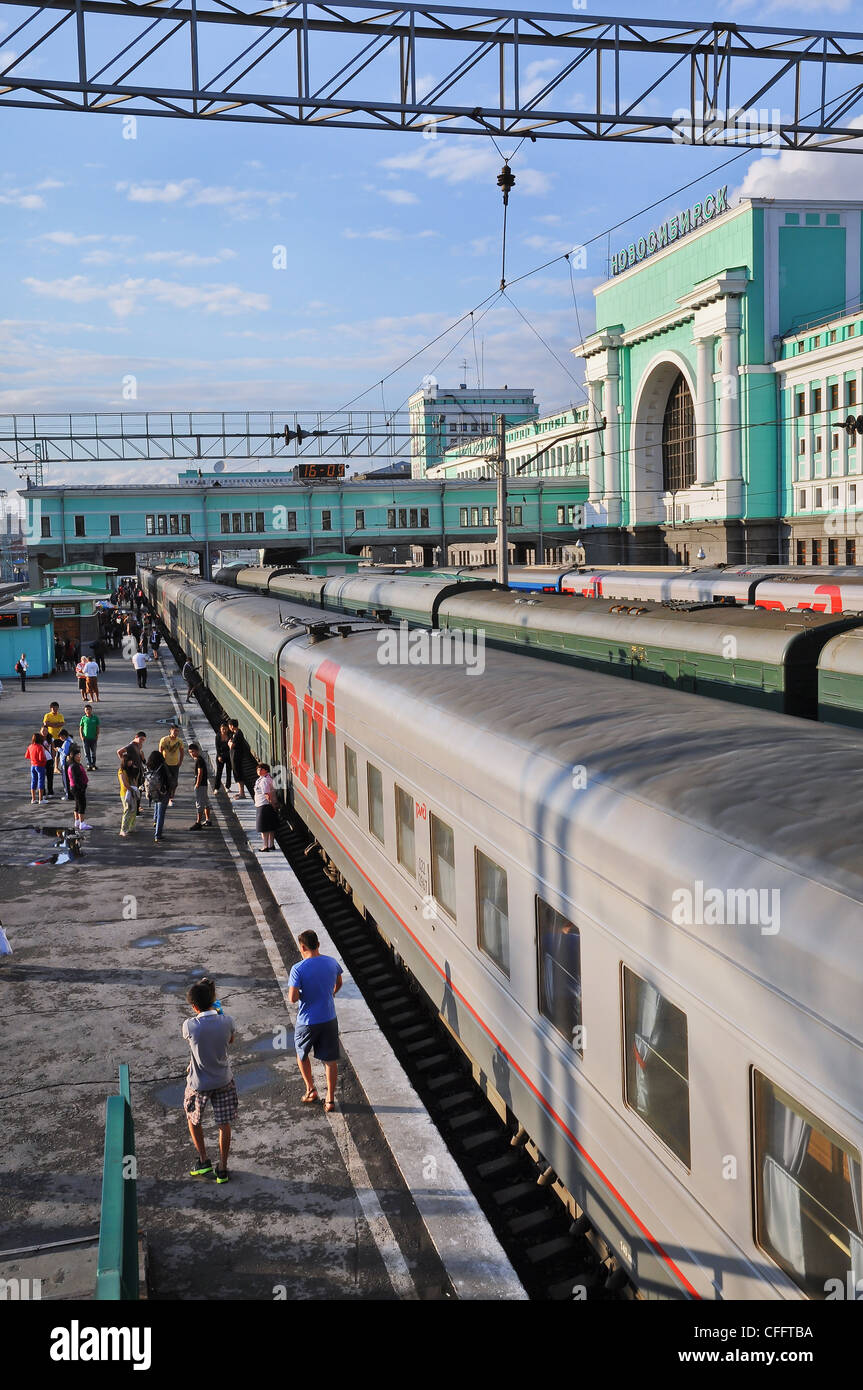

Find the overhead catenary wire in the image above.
[{"left": 322, "top": 75, "right": 863, "bottom": 435}]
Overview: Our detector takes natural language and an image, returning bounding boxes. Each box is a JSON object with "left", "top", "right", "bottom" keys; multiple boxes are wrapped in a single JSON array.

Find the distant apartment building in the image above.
[{"left": 408, "top": 382, "right": 538, "bottom": 477}]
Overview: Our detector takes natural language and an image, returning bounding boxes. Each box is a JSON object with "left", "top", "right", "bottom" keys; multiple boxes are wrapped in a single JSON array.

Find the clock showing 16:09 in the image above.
[{"left": 295, "top": 463, "right": 346, "bottom": 481}]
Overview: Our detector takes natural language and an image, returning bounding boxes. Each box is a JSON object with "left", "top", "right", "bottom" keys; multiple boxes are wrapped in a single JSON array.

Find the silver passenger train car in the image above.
[{"left": 146, "top": 565, "right": 863, "bottom": 1301}]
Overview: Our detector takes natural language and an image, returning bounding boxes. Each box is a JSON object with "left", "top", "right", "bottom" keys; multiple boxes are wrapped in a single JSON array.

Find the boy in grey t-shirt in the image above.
[{"left": 182, "top": 978, "right": 237, "bottom": 1183}]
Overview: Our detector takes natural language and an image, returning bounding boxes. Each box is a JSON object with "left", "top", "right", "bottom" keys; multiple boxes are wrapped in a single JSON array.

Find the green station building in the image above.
[{"left": 573, "top": 192, "right": 863, "bottom": 565}]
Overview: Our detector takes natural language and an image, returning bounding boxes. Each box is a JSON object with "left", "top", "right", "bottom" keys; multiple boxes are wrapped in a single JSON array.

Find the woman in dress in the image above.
[{"left": 253, "top": 762, "right": 279, "bottom": 853}]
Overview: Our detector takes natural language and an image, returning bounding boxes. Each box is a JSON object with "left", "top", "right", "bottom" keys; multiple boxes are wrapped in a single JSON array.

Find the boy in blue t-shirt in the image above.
[{"left": 287, "top": 930, "right": 343, "bottom": 1112}]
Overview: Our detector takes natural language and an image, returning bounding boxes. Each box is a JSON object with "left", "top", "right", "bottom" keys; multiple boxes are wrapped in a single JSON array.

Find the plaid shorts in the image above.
[{"left": 183, "top": 1078, "right": 238, "bottom": 1127}]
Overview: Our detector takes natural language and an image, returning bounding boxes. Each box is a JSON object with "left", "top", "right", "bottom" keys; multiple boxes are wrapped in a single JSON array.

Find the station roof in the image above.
[
  {"left": 298, "top": 551, "right": 358, "bottom": 563},
  {"left": 22, "top": 586, "right": 106, "bottom": 602},
  {"left": 47, "top": 562, "right": 118, "bottom": 575}
]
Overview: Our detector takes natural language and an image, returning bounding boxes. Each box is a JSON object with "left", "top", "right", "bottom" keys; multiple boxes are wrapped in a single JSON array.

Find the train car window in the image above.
[
  {"left": 475, "top": 850, "right": 509, "bottom": 976},
  {"left": 367, "top": 764, "right": 384, "bottom": 843},
  {"left": 753, "top": 1071, "right": 863, "bottom": 1299},
  {"left": 325, "top": 730, "right": 337, "bottom": 795},
  {"left": 395, "top": 785, "right": 415, "bottom": 876},
  {"left": 536, "top": 899, "right": 582, "bottom": 1052},
  {"left": 345, "top": 745, "right": 359, "bottom": 814},
  {"left": 430, "top": 814, "right": 456, "bottom": 920},
  {"left": 622, "top": 967, "right": 690, "bottom": 1167}
]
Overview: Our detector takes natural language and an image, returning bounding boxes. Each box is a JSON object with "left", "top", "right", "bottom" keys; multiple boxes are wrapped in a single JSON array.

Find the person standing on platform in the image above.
[
  {"left": 79, "top": 704, "right": 100, "bottom": 770},
  {"left": 67, "top": 750, "right": 91, "bottom": 831},
  {"left": 131, "top": 647, "right": 152, "bottom": 689},
  {"left": 25, "top": 732, "right": 47, "bottom": 804},
  {"left": 227, "top": 719, "right": 249, "bottom": 800},
  {"left": 75, "top": 656, "right": 88, "bottom": 704},
  {"left": 187, "top": 742, "right": 211, "bottom": 830},
  {"left": 145, "top": 750, "right": 170, "bottom": 842},
  {"left": 15, "top": 653, "right": 28, "bottom": 692},
  {"left": 253, "top": 762, "right": 279, "bottom": 852},
  {"left": 181, "top": 659, "right": 203, "bottom": 706},
  {"left": 83, "top": 655, "right": 100, "bottom": 703},
  {"left": 93, "top": 638, "right": 107, "bottom": 674},
  {"left": 117, "top": 732, "right": 147, "bottom": 789},
  {"left": 118, "top": 757, "right": 139, "bottom": 837},
  {"left": 149, "top": 627, "right": 162, "bottom": 661},
  {"left": 288, "top": 930, "right": 343, "bottom": 1113},
  {"left": 182, "top": 979, "right": 237, "bottom": 1184},
  {"left": 158, "top": 724, "right": 184, "bottom": 807},
  {"left": 213, "top": 722, "right": 232, "bottom": 792},
  {"left": 43, "top": 702, "right": 65, "bottom": 743},
  {"left": 57, "top": 729, "right": 74, "bottom": 800},
  {"left": 38, "top": 724, "right": 56, "bottom": 798}
]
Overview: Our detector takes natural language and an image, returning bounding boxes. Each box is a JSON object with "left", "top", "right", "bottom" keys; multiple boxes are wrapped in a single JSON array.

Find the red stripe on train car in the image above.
[{"left": 291, "top": 781, "right": 703, "bottom": 1299}]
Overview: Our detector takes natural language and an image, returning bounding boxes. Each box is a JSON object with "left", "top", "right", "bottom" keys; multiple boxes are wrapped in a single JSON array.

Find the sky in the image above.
[{"left": 0, "top": 0, "right": 861, "bottom": 495}]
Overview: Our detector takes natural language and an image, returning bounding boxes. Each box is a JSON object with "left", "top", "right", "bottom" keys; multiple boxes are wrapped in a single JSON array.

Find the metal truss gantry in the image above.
[
  {"left": 0, "top": 1, "right": 863, "bottom": 149},
  {"left": 0, "top": 410, "right": 418, "bottom": 472}
]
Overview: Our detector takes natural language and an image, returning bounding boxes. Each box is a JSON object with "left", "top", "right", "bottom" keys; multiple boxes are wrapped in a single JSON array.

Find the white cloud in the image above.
[
  {"left": 522, "top": 234, "right": 580, "bottom": 253},
  {"left": 0, "top": 189, "right": 44, "bottom": 210},
  {"left": 141, "top": 248, "right": 238, "bottom": 268},
  {"left": 39, "top": 231, "right": 105, "bottom": 246},
  {"left": 535, "top": 214, "right": 562, "bottom": 226},
  {"left": 522, "top": 58, "right": 563, "bottom": 104},
  {"left": 343, "top": 227, "right": 437, "bottom": 241},
  {"left": 379, "top": 188, "right": 420, "bottom": 205},
  {"left": 115, "top": 179, "right": 293, "bottom": 218},
  {"left": 733, "top": 117, "right": 863, "bottom": 202},
  {"left": 22, "top": 274, "right": 269, "bottom": 318},
  {"left": 380, "top": 144, "right": 553, "bottom": 196}
]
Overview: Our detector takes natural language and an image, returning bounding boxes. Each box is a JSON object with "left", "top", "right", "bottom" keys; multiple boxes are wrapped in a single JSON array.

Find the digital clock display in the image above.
[{"left": 295, "top": 463, "right": 346, "bottom": 481}]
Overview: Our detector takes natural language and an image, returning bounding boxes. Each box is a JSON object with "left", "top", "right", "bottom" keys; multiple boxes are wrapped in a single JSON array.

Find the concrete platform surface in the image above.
[{"left": 0, "top": 650, "right": 456, "bottom": 1300}]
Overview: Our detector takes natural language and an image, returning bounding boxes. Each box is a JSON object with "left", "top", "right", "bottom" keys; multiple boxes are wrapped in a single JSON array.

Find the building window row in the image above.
[
  {"left": 458, "top": 505, "right": 523, "bottom": 528},
  {"left": 796, "top": 380, "right": 858, "bottom": 416},
  {"left": 386, "top": 508, "right": 431, "bottom": 529},
  {"left": 797, "top": 537, "right": 856, "bottom": 566},
  {"left": 218, "top": 512, "right": 266, "bottom": 535}
]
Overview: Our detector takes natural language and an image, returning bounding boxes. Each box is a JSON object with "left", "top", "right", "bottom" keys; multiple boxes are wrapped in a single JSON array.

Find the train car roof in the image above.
[
  {"left": 159, "top": 574, "right": 371, "bottom": 664},
  {"left": 439, "top": 589, "right": 856, "bottom": 662},
  {"left": 818, "top": 625, "right": 863, "bottom": 676}
]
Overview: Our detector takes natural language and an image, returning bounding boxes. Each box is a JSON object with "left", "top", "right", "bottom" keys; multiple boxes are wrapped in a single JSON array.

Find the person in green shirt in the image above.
[{"left": 79, "top": 704, "right": 101, "bottom": 771}]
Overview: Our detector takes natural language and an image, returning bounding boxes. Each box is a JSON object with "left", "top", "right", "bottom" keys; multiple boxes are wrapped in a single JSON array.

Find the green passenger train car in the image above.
[
  {"left": 818, "top": 629, "right": 863, "bottom": 728},
  {"left": 437, "top": 590, "right": 860, "bottom": 718}
]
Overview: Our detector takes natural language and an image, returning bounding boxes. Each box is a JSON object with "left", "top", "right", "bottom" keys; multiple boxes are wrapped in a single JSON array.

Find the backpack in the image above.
[
  {"left": 15, "top": 661, "right": 22, "bottom": 674},
  {"left": 144, "top": 766, "right": 166, "bottom": 802}
]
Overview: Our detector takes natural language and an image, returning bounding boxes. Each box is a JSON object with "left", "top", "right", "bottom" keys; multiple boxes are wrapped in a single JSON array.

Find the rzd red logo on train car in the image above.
[{"left": 281, "top": 658, "right": 340, "bottom": 819}]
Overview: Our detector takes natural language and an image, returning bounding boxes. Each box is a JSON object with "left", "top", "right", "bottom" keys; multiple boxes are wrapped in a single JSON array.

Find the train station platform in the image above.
[{"left": 0, "top": 646, "right": 523, "bottom": 1301}]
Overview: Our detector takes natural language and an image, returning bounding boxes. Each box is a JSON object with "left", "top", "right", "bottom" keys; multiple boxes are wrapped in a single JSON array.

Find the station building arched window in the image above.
[{"left": 662, "top": 372, "right": 696, "bottom": 493}]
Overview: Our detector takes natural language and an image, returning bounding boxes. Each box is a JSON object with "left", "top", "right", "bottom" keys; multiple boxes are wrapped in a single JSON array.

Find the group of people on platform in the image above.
[
  {"left": 18, "top": 589, "right": 342, "bottom": 1178},
  {"left": 24, "top": 700, "right": 99, "bottom": 831}
]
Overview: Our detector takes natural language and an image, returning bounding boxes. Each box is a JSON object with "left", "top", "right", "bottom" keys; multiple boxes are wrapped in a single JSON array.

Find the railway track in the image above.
[{"left": 276, "top": 813, "right": 631, "bottom": 1303}]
